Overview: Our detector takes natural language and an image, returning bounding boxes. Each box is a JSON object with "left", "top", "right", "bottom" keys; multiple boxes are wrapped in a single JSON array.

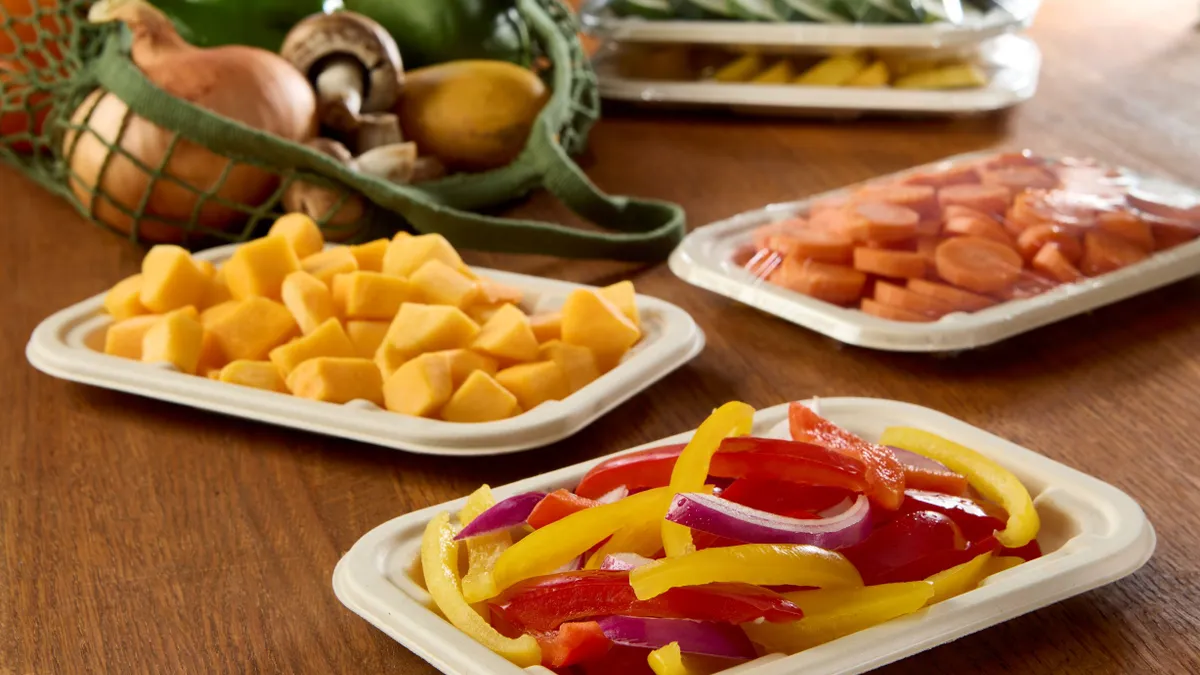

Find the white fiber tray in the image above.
[
  {"left": 26, "top": 243, "right": 705, "bottom": 456},
  {"left": 580, "top": 0, "right": 1041, "bottom": 48},
  {"left": 596, "top": 35, "right": 1039, "bottom": 116},
  {"left": 333, "top": 398, "right": 1155, "bottom": 675},
  {"left": 668, "top": 153, "right": 1200, "bottom": 352}
]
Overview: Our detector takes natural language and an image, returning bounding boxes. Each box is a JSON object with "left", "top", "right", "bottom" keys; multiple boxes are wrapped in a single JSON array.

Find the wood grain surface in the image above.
[{"left": 3, "top": 0, "right": 1199, "bottom": 672}]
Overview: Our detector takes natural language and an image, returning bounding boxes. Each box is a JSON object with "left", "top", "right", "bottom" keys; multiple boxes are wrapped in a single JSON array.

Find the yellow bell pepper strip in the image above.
[
  {"left": 457, "top": 485, "right": 512, "bottom": 604},
  {"left": 879, "top": 427, "right": 1039, "bottom": 548},
  {"left": 983, "top": 555, "right": 1025, "bottom": 577},
  {"left": 420, "top": 512, "right": 541, "bottom": 667},
  {"left": 925, "top": 551, "right": 992, "bottom": 605},
  {"left": 742, "top": 581, "right": 934, "bottom": 654},
  {"left": 492, "top": 486, "right": 674, "bottom": 593},
  {"left": 647, "top": 642, "right": 731, "bottom": 675},
  {"left": 586, "top": 484, "right": 718, "bottom": 569},
  {"left": 662, "top": 402, "right": 756, "bottom": 557},
  {"left": 630, "top": 543, "right": 863, "bottom": 601}
]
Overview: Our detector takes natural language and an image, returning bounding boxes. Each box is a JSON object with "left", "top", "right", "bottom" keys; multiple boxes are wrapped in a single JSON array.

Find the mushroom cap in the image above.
[{"left": 280, "top": 11, "right": 404, "bottom": 114}]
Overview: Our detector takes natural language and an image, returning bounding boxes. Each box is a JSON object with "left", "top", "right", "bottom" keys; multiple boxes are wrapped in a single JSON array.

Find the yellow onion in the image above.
[{"left": 63, "top": 0, "right": 316, "bottom": 242}]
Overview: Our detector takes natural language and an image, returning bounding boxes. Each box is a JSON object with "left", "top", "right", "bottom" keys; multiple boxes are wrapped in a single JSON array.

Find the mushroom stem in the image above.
[
  {"left": 284, "top": 138, "right": 366, "bottom": 231},
  {"left": 353, "top": 142, "right": 418, "bottom": 184},
  {"left": 353, "top": 112, "right": 403, "bottom": 154},
  {"left": 314, "top": 56, "right": 365, "bottom": 131}
]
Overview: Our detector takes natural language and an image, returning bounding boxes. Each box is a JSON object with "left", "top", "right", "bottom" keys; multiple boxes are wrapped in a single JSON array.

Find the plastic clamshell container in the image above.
[
  {"left": 580, "top": 0, "right": 1041, "bottom": 48},
  {"left": 669, "top": 152, "right": 1200, "bottom": 352},
  {"left": 26, "top": 243, "right": 705, "bottom": 456},
  {"left": 333, "top": 398, "right": 1154, "bottom": 675},
  {"left": 595, "top": 35, "right": 1039, "bottom": 115}
]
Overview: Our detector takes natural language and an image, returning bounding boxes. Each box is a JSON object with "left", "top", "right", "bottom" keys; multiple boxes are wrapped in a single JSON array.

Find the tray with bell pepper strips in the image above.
[{"left": 333, "top": 398, "right": 1155, "bottom": 675}]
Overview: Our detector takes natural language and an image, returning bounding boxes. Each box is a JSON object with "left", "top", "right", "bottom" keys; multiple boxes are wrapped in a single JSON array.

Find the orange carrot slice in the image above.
[
  {"left": 1080, "top": 230, "right": 1149, "bottom": 276},
  {"left": 1095, "top": 211, "right": 1154, "bottom": 251},
  {"left": 1149, "top": 220, "right": 1199, "bottom": 251},
  {"left": 860, "top": 297, "right": 933, "bottom": 323},
  {"left": 915, "top": 236, "right": 940, "bottom": 268},
  {"left": 810, "top": 195, "right": 851, "bottom": 215},
  {"left": 943, "top": 204, "right": 997, "bottom": 223},
  {"left": 873, "top": 281, "right": 957, "bottom": 319},
  {"left": 944, "top": 215, "right": 1018, "bottom": 247},
  {"left": 808, "top": 208, "right": 848, "bottom": 232},
  {"left": 979, "top": 166, "right": 1059, "bottom": 191},
  {"left": 1006, "top": 191, "right": 1054, "bottom": 233},
  {"left": 916, "top": 220, "right": 942, "bottom": 237},
  {"left": 854, "top": 184, "right": 939, "bottom": 219},
  {"left": 934, "top": 236, "right": 1024, "bottom": 293},
  {"left": 772, "top": 256, "right": 867, "bottom": 305},
  {"left": 979, "top": 151, "right": 1041, "bottom": 169},
  {"left": 1031, "top": 243, "right": 1083, "bottom": 283},
  {"left": 853, "top": 247, "right": 927, "bottom": 279},
  {"left": 845, "top": 202, "right": 920, "bottom": 243},
  {"left": 1016, "top": 224, "right": 1083, "bottom": 262},
  {"left": 906, "top": 279, "right": 996, "bottom": 312},
  {"left": 901, "top": 165, "right": 980, "bottom": 188},
  {"left": 938, "top": 184, "right": 1012, "bottom": 216},
  {"left": 753, "top": 218, "right": 806, "bottom": 251},
  {"left": 768, "top": 229, "right": 855, "bottom": 264}
]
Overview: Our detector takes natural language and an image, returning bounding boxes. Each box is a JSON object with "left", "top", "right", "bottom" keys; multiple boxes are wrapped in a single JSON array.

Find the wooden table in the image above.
[{"left": 4, "top": 0, "right": 1199, "bottom": 672}]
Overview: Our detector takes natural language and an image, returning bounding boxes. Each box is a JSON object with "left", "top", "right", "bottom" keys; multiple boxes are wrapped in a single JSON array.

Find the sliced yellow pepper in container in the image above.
[
  {"left": 492, "top": 486, "right": 674, "bottom": 593},
  {"left": 420, "top": 512, "right": 541, "bottom": 667},
  {"left": 457, "top": 485, "right": 511, "bottom": 604},
  {"left": 630, "top": 543, "right": 863, "bottom": 601},
  {"left": 925, "top": 551, "right": 992, "bottom": 604},
  {"left": 742, "top": 581, "right": 934, "bottom": 654},
  {"left": 662, "top": 401, "right": 755, "bottom": 557},
  {"left": 879, "top": 427, "right": 1040, "bottom": 548}
]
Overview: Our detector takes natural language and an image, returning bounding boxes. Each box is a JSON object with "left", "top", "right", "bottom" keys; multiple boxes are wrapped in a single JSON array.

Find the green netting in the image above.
[{"left": 0, "top": 0, "right": 685, "bottom": 261}]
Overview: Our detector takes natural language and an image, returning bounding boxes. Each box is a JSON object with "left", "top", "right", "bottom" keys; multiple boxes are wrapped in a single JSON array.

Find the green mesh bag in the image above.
[{"left": 0, "top": 0, "right": 686, "bottom": 261}]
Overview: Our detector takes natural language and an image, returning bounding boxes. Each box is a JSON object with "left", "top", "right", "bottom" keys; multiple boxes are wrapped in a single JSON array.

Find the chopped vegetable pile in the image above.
[
  {"left": 419, "top": 401, "right": 1043, "bottom": 673},
  {"left": 605, "top": 0, "right": 1007, "bottom": 25},
  {"left": 741, "top": 152, "right": 1200, "bottom": 321}
]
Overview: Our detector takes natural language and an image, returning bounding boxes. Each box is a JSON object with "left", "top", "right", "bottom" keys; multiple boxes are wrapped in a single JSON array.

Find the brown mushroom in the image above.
[
  {"left": 353, "top": 142, "right": 418, "bottom": 185},
  {"left": 353, "top": 112, "right": 403, "bottom": 154},
  {"left": 283, "top": 138, "right": 366, "bottom": 231},
  {"left": 280, "top": 12, "right": 404, "bottom": 134}
]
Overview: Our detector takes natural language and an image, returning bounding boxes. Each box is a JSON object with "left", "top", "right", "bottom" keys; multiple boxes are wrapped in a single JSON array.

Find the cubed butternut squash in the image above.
[
  {"left": 268, "top": 317, "right": 356, "bottom": 375},
  {"left": 218, "top": 360, "right": 287, "bottom": 393},
  {"left": 561, "top": 290, "right": 640, "bottom": 371},
  {"left": 332, "top": 271, "right": 412, "bottom": 320},
  {"left": 374, "top": 345, "right": 407, "bottom": 379},
  {"left": 223, "top": 235, "right": 300, "bottom": 301},
  {"left": 471, "top": 304, "right": 539, "bottom": 362},
  {"left": 104, "top": 314, "right": 162, "bottom": 360},
  {"left": 195, "top": 260, "right": 216, "bottom": 278},
  {"left": 202, "top": 266, "right": 233, "bottom": 308},
  {"left": 383, "top": 353, "right": 453, "bottom": 417},
  {"left": 381, "top": 232, "right": 465, "bottom": 278},
  {"left": 200, "top": 300, "right": 239, "bottom": 329},
  {"left": 350, "top": 238, "right": 389, "bottom": 272},
  {"left": 538, "top": 340, "right": 600, "bottom": 393},
  {"left": 280, "top": 271, "right": 336, "bottom": 335},
  {"left": 441, "top": 370, "right": 521, "bottom": 423},
  {"left": 598, "top": 280, "right": 641, "bottom": 330},
  {"left": 345, "top": 320, "right": 389, "bottom": 360},
  {"left": 378, "top": 303, "right": 480, "bottom": 366},
  {"left": 409, "top": 259, "right": 478, "bottom": 308},
  {"left": 430, "top": 348, "right": 499, "bottom": 388},
  {"left": 196, "top": 329, "right": 228, "bottom": 374},
  {"left": 104, "top": 274, "right": 148, "bottom": 320},
  {"left": 268, "top": 213, "right": 325, "bottom": 259},
  {"left": 287, "top": 357, "right": 384, "bottom": 405},
  {"left": 466, "top": 303, "right": 504, "bottom": 325},
  {"left": 140, "top": 245, "right": 210, "bottom": 312},
  {"left": 205, "top": 297, "right": 299, "bottom": 361},
  {"left": 141, "top": 308, "right": 204, "bottom": 374},
  {"left": 300, "top": 247, "right": 358, "bottom": 286},
  {"left": 495, "top": 361, "right": 569, "bottom": 411},
  {"left": 529, "top": 312, "right": 562, "bottom": 343}
]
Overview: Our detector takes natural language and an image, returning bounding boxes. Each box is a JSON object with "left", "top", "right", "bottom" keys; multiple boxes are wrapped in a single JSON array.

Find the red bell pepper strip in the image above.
[
  {"left": 577, "top": 445, "right": 686, "bottom": 500},
  {"left": 528, "top": 490, "right": 599, "bottom": 530},
  {"left": 840, "top": 510, "right": 972, "bottom": 585},
  {"left": 788, "top": 402, "right": 906, "bottom": 510},
  {"left": 999, "top": 538, "right": 1043, "bottom": 561},
  {"left": 488, "top": 570, "right": 805, "bottom": 633},
  {"left": 535, "top": 621, "right": 612, "bottom": 668},
  {"left": 720, "top": 478, "right": 853, "bottom": 516},
  {"left": 890, "top": 489, "right": 1007, "bottom": 545},
  {"left": 714, "top": 438, "right": 870, "bottom": 493},
  {"left": 580, "top": 646, "right": 656, "bottom": 675}
]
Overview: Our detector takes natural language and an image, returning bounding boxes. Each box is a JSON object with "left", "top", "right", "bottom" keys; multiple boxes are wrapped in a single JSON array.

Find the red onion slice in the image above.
[
  {"left": 454, "top": 491, "right": 547, "bottom": 540},
  {"left": 666, "top": 492, "right": 872, "bottom": 550},
  {"left": 596, "top": 616, "right": 756, "bottom": 660},
  {"left": 889, "top": 446, "right": 957, "bottom": 476},
  {"left": 600, "top": 553, "right": 656, "bottom": 571},
  {"left": 595, "top": 486, "right": 630, "bottom": 505}
]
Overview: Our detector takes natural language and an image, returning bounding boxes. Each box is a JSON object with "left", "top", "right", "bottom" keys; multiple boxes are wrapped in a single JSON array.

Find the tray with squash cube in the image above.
[{"left": 26, "top": 216, "right": 705, "bottom": 456}]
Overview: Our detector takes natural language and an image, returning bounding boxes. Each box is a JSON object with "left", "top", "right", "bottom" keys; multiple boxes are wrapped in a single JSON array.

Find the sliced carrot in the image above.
[
  {"left": 915, "top": 236, "right": 940, "bottom": 267},
  {"left": 854, "top": 184, "right": 939, "bottom": 219},
  {"left": 845, "top": 202, "right": 920, "bottom": 243},
  {"left": 1016, "top": 224, "right": 1083, "bottom": 262},
  {"left": 1031, "top": 243, "right": 1083, "bottom": 283},
  {"left": 767, "top": 229, "right": 855, "bottom": 264},
  {"left": 872, "top": 281, "right": 957, "bottom": 319},
  {"left": 1149, "top": 219, "right": 1199, "bottom": 251},
  {"left": 1080, "top": 230, "right": 1149, "bottom": 276},
  {"left": 979, "top": 166, "right": 1059, "bottom": 191},
  {"left": 809, "top": 195, "right": 850, "bottom": 215},
  {"left": 906, "top": 278, "right": 996, "bottom": 312},
  {"left": 943, "top": 204, "right": 997, "bottom": 223},
  {"left": 1006, "top": 191, "right": 1054, "bottom": 233},
  {"left": 944, "top": 215, "right": 1018, "bottom": 247},
  {"left": 1095, "top": 211, "right": 1154, "bottom": 251},
  {"left": 934, "top": 236, "right": 1024, "bottom": 294},
  {"left": 772, "top": 256, "right": 867, "bottom": 305},
  {"left": 916, "top": 219, "right": 942, "bottom": 237},
  {"left": 753, "top": 218, "right": 806, "bottom": 251},
  {"left": 938, "top": 184, "right": 1012, "bottom": 216},
  {"left": 860, "top": 297, "right": 933, "bottom": 323},
  {"left": 808, "top": 207, "right": 848, "bottom": 232},
  {"left": 901, "top": 165, "right": 980, "bottom": 188},
  {"left": 993, "top": 272, "right": 1060, "bottom": 301},
  {"left": 979, "top": 151, "right": 1041, "bottom": 169},
  {"left": 853, "top": 247, "right": 927, "bottom": 279}
]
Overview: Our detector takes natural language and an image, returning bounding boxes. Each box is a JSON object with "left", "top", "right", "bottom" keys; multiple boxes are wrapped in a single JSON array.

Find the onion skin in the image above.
[{"left": 63, "top": 0, "right": 316, "bottom": 242}]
